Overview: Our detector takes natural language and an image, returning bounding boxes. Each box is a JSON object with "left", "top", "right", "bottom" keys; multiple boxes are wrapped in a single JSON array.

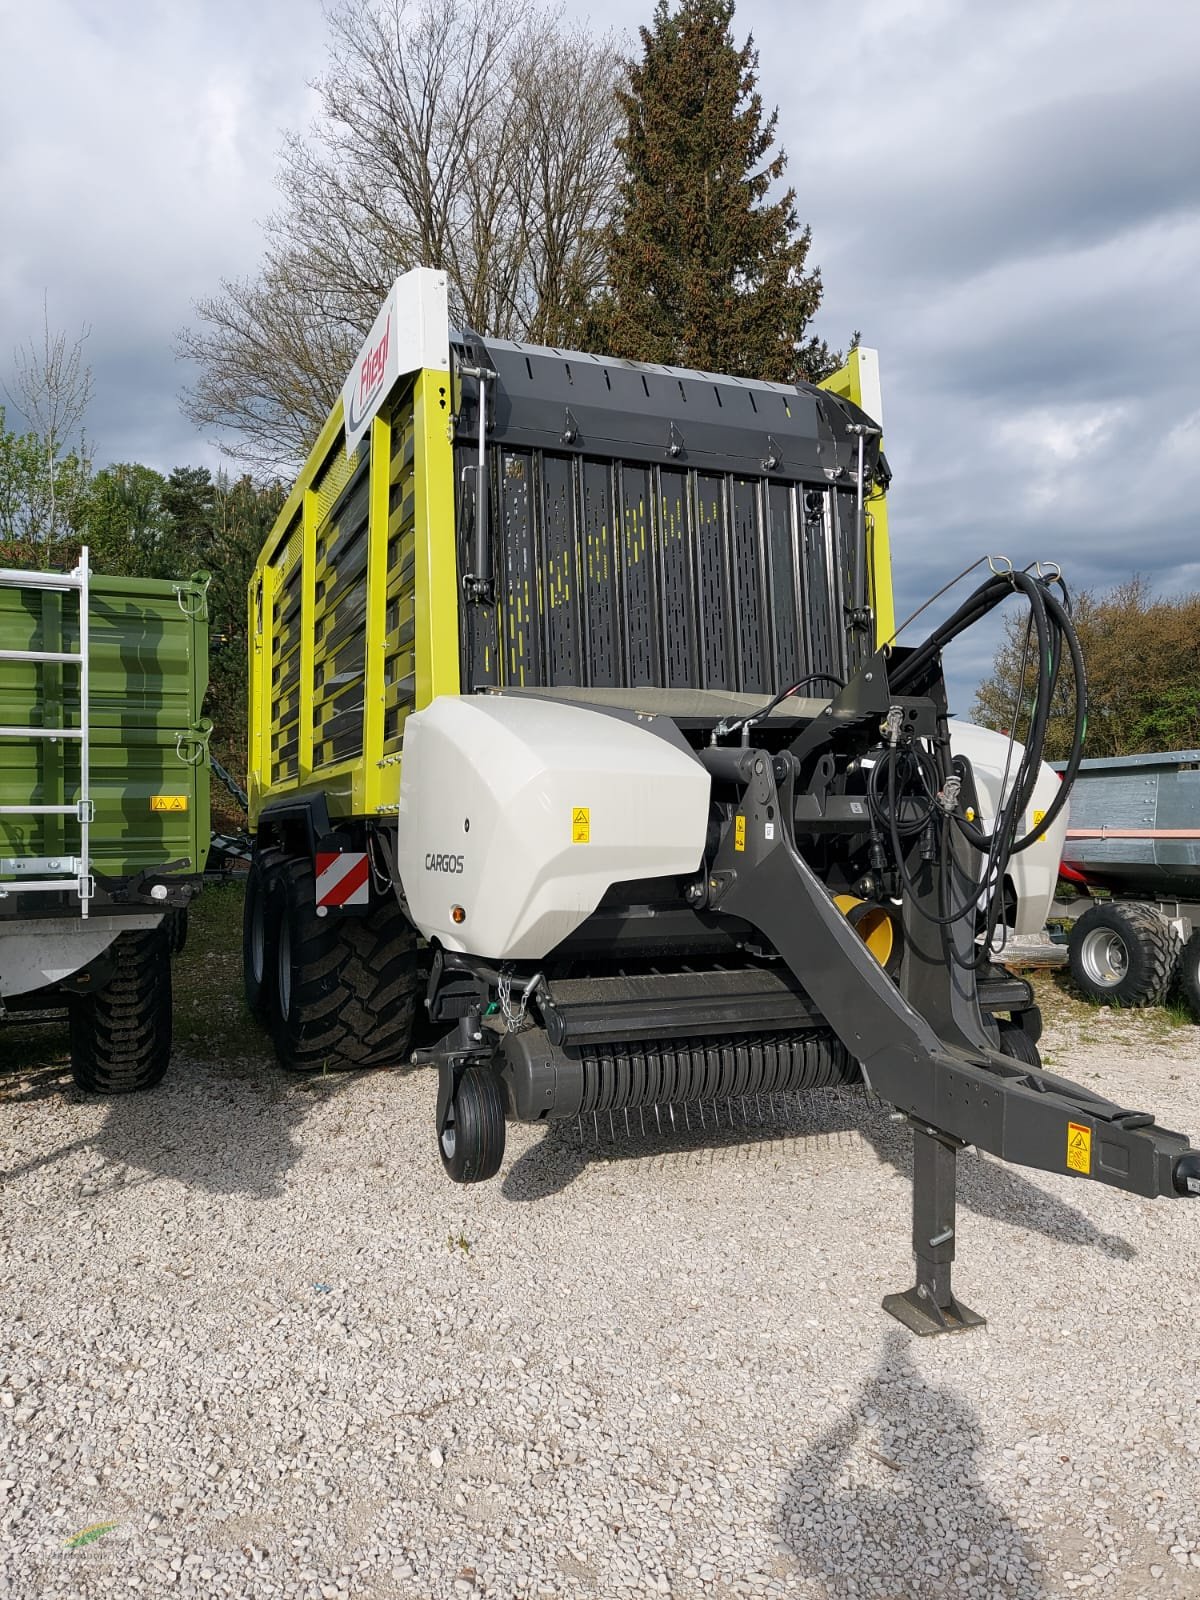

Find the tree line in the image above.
[
  {"left": 972, "top": 578, "right": 1200, "bottom": 759},
  {"left": 4, "top": 0, "right": 843, "bottom": 813},
  {"left": 10, "top": 0, "right": 1193, "bottom": 779},
  {"left": 0, "top": 400, "right": 282, "bottom": 819},
  {"left": 180, "top": 0, "right": 841, "bottom": 472}
]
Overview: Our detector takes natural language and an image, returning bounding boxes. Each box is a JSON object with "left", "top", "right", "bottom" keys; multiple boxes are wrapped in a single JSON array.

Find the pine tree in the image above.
[
  {"left": 162, "top": 466, "right": 216, "bottom": 567},
  {"left": 596, "top": 0, "right": 836, "bottom": 382}
]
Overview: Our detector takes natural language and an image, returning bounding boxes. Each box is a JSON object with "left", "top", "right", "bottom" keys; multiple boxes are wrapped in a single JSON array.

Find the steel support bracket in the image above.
[{"left": 882, "top": 1126, "right": 986, "bottom": 1336}]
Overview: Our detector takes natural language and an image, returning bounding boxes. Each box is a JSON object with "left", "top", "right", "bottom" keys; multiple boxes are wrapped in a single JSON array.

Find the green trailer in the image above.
[{"left": 0, "top": 549, "right": 211, "bottom": 1091}]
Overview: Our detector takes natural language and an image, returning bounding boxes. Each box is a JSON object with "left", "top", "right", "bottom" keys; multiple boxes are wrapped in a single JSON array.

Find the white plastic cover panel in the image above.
[{"left": 396, "top": 695, "right": 711, "bottom": 959}]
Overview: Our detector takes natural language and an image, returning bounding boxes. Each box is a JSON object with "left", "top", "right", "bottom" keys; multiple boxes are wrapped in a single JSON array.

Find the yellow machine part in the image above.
[
  {"left": 819, "top": 347, "right": 895, "bottom": 647},
  {"left": 833, "top": 893, "right": 896, "bottom": 967}
]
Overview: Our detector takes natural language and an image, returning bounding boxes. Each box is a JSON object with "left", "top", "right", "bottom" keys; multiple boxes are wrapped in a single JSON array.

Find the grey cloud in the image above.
[
  {"left": 831, "top": 81, "right": 1200, "bottom": 291},
  {"left": 3, "top": 0, "right": 1197, "bottom": 719}
]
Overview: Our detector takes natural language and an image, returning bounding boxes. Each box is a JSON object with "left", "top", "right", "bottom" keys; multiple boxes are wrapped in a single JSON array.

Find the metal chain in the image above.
[
  {"left": 496, "top": 967, "right": 543, "bottom": 1033},
  {"left": 209, "top": 754, "right": 249, "bottom": 814}
]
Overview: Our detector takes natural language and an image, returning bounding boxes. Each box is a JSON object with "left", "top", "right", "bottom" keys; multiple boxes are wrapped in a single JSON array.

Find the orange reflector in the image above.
[{"left": 451, "top": 905, "right": 466, "bottom": 924}]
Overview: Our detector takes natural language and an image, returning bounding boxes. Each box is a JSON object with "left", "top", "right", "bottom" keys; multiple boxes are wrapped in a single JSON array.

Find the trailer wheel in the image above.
[
  {"left": 1178, "top": 929, "right": 1200, "bottom": 1021},
  {"left": 1068, "top": 902, "right": 1181, "bottom": 1007},
  {"left": 69, "top": 927, "right": 173, "bottom": 1094},
  {"left": 269, "top": 854, "right": 419, "bottom": 1072},
  {"left": 439, "top": 1066, "right": 506, "bottom": 1184},
  {"left": 242, "top": 847, "right": 285, "bottom": 1023},
  {"left": 996, "top": 1019, "right": 1041, "bottom": 1068}
]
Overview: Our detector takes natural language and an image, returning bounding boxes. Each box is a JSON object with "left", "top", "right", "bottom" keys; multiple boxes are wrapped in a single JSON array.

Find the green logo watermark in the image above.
[{"left": 63, "top": 1521, "right": 120, "bottom": 1550}]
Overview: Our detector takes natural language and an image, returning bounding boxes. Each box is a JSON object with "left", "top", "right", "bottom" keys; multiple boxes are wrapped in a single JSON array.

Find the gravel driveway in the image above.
[{"left": 2, "top": 929, "right": 1199, "bottom": 1600}]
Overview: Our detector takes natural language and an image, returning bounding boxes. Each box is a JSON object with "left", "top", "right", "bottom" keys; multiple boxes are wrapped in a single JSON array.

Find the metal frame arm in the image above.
[{"left": 702, "top": 747, "right": 1199, "bottom": 1203}]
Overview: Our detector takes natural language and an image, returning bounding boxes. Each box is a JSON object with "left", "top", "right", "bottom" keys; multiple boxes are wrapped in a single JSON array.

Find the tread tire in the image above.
[
  {"left": 1068, "top": 901, "right": 1180, "bottom": 1007},
  {"left": 164, "top": 908, "right": 189, "bottom": 956},
  {"left": 69, "top": 927, "right": 173, "bottom": 1094},
  {"left": 269, "top": 854, "right": 419, "bottom": 1072},
  {"left": 439, "top": 1065, "right": 506, "bottom": 1184},
  {"left": 243, "top": 847, "right": 285, "bottom": 1023},
  {"left": 1178, "top": 929, "right": 1200, "bottom": 1022},
  {"left": 997, "top": 1018, "right": 1042, "bottom": 1068}
]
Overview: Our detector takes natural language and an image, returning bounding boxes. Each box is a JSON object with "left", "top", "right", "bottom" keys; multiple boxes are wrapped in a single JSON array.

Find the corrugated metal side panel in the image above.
[
  {"left": 460, "top": 446, "right": 868, "bottom": 694},
  {"left": 269, "top": 513, "right": 304, "bottom": 786},
  {"left": 0, "top": 574, "right": 208, "bottom": 879},
  {"left": 249, "top": 365, "right": 453, "bottom": 823},
  {"left": 382, "top": 386, "right": 418, "bottom": 753},
  {"left": 312, "top": 458, "right": 369, "bottom": 771}
]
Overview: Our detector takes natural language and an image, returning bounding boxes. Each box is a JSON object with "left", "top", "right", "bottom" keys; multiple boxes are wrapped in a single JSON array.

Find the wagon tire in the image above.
[
  {"left": 268, "top": 853, "right": 419, "bottom": 1073},
  {"left": 1177, "top": 929, "right": 1200, "bottom": 1022},
  {"left": 1067, "top": 901, "right": 1180, "bottom": 1008},
  {"left": 242, "top": 846, "right": 286, "bottom": 1024},
  {"left": 69, "top": 927, "right": 173, "bottom": 1094}
]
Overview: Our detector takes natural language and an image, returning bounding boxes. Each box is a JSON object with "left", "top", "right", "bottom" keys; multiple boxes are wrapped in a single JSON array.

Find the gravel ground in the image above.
[{"left": 2, "top": 949, "right": 1199, "bottom": 1600}]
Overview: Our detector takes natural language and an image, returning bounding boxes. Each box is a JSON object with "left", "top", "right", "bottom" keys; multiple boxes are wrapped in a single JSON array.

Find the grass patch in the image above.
[
  {"left": 1028, "top": 968, "right": 1198, "bottom": 1043},
  {"left": 173, "top": 879, "right": 273, "bottom": 1066}
]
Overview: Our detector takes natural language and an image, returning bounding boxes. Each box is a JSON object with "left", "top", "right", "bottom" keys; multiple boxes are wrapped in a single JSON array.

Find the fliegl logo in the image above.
[
  {"left": 346, "top": 312, "right": 391, "bottom": 436},
  {"left": 425, "top": 852, "right": 465, "bottom": 874}
]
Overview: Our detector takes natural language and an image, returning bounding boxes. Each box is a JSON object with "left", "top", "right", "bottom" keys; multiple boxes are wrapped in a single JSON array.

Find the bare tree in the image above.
[
  {"left": 7, "top": 295, "right": 94, "bottom": 537},
  {"left": 180, "top": 0, "right": 623, "bottom": 471}
]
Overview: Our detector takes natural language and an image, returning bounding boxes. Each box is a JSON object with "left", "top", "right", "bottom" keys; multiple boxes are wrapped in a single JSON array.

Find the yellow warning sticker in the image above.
[
  {"left": 572, "top": 806, "right": 590, "bottom": 844},
  {"left": 150, "top": 795, "right": 188, "bottom": 813},
  {"left": 734, "top": 815, "right": 746, "bottom": 853},
  {"left": 1067, "top": 1121, "right": 1092, "bottom": 1174}
]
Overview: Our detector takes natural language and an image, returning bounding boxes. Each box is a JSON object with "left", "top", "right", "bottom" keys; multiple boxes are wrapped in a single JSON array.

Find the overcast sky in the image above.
[{"left": 1, "top": 0, "right": 1196, "bottom": 708}]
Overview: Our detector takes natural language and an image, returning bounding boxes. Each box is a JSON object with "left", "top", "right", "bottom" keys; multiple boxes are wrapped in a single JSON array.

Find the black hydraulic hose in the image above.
[
  {"left": 889, "top": 574, "right": 1016, "bottom": 695},
  {"left": 888, "top": 566, "right": 1078, "bottom": 859},
  {"left": 871, "top": 561, "right": 1089, "bottom": 959},
  {"left": 952, "top": 578, "right": 1085, "bottom": 855}
]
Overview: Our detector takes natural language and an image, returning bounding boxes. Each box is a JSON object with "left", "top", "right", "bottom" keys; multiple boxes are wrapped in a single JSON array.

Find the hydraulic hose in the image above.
[{"left": 868, "top": 564, "right": 1088, "bottom": 958}]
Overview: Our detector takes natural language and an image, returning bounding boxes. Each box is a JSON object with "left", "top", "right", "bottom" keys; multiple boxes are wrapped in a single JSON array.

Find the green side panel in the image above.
[{"left": 0, "top": 571, "right": 210, "bottom": 881}]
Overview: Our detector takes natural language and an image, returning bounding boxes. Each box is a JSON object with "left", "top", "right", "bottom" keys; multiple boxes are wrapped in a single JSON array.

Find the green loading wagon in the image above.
[{"left": 0, "top": 549, "right": 211, "bottom": 1090}]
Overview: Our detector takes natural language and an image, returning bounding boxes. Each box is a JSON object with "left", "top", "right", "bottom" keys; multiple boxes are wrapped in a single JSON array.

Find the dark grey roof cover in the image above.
[{"left": 450, "top": 332, "right": 886, "bottom": 487}]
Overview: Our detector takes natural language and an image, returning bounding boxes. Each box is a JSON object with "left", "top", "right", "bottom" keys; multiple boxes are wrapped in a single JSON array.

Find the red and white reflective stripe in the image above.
[{"left": 314, "top": 851, "right": 370, "bottom": 907}]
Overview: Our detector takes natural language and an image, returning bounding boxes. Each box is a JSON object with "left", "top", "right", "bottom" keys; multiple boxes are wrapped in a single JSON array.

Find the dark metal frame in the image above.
[{"left": 417, "top": 648, "right": 1200, "bottom": 1331}]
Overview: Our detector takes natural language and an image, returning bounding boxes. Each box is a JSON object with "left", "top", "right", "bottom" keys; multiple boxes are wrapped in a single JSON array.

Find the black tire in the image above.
[
  {"left": 69, "top": 927, "right": 173, "bottom": 1094},
  {"left": 997, "top": 1018, "right": 1041, "bottom": 1068},
  {"left": 439, "top": 1065, "right": 506, "bottom": 1184},
  {"left": 269, "top": 854, "right": 419, "bottom": 1072},
  {"left": 242, "top": 847, "right": 285, "bottom": 1023},
  {"left": 164, "top": 908, "right": 189, "bottom": 956},
  {"left": 1067, "top": 902, "right": 1181, "bottom": 1007},
  {"left": 1178, "top": 929, "right": 1200, "bottom": 1021}
]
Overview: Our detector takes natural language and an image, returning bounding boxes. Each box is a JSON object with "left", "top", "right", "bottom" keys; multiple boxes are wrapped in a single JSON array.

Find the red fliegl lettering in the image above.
[{"left": 359, "top": 314, "right": 391, "bottom": 407}]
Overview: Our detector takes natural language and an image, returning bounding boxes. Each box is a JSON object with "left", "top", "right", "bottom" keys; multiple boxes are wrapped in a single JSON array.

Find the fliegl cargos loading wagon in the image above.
[
  {"left": 1, "top": 553, "right": 210, "bottom": 1090},
  {"left": 245, "top": 269, "right": 1197, "bottom": 1334}
]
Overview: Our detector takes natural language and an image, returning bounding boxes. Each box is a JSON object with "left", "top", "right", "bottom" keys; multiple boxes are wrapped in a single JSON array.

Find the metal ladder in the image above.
[{"left": 0, "top": 546, "right": 93, "bottom": 917}]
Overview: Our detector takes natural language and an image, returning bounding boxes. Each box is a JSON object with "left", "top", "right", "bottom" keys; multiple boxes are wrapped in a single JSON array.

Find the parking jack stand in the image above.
[{"left": 883, "top": 1126, "right": 986, "bottom": 1336}]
